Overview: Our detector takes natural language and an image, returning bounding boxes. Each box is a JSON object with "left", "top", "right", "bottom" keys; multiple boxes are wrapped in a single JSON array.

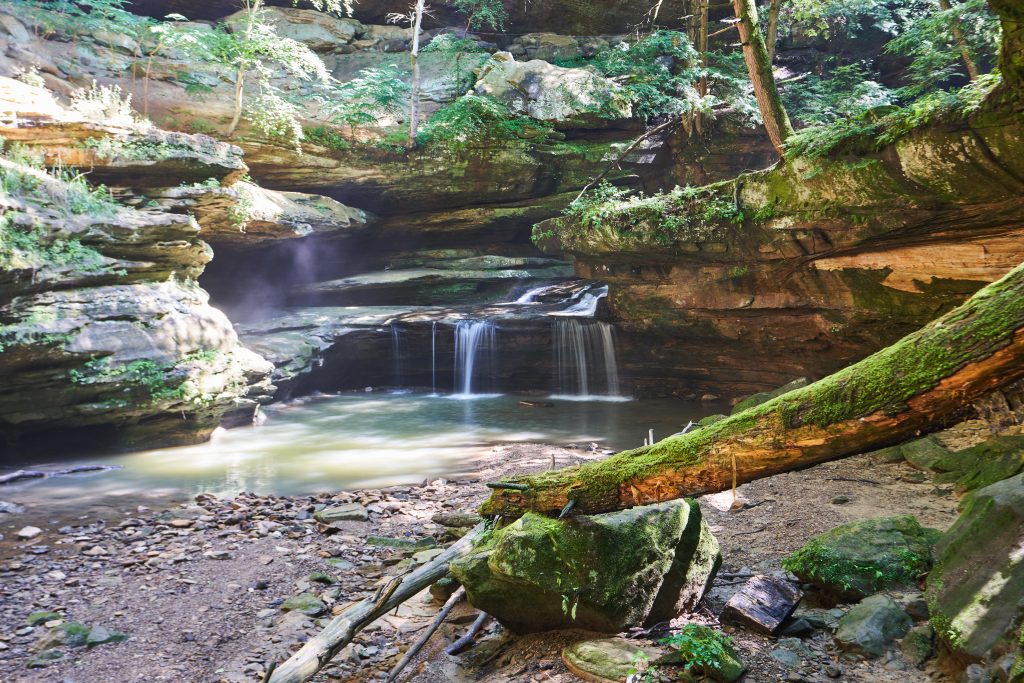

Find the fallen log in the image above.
[
  {"left": 267, "top": 524, "right": 483, "bottom": 683},
  {"left": 0, "top": 465, "right": 122, "bottom": 485},
  {"left": 481, "top": 262, "right": 1024, "bottom": 518},
  {"left": 721, "top": 574, "right": 802, "bottom": 635}
]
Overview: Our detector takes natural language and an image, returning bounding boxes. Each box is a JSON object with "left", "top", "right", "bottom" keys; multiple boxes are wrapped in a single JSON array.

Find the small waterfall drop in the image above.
[
  {"left": 552, "top": 319, "right": 623, "bottom": 399},
  {"left": 453, "top": 320, "right": 497, "bottom": 397},
  {"left": 390, "top": 324, "right": 403, "bottom": 388},
  {"left": 430, "top": 321, "right": 438, "bottom": 394}
]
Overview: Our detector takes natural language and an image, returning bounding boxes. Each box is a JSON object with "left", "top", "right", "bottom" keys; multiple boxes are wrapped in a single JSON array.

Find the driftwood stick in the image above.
[
  {"left": 268, "top": 524, "right": 484, "bottom": 683},
  {"left": 0, "top": 465, "right": 123, "bottom": 486},
  {"left": 385, "top": 587, "right": 466, "bottom": 683},
  {"left": 445, "top": 611, "right": 490, "bottom": 655}
]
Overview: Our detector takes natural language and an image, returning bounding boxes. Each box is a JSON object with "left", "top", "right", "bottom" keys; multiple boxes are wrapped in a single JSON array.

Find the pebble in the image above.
[{"left": 16, "top": 526, "right": 42, "bottom": 539}]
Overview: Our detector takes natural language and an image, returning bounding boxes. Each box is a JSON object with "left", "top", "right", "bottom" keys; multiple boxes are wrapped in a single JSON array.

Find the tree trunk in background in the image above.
[
  {"left": 480, "top": 262, "right": 1024, "bottom": 519},
  {"left": 409, "top": 0, "right": 425, "bottom": 145},
  {"left": 732, "top": 0, "right": 793, "bottom": 152},
  {"left": 696, "top": 0, "right": 709, "bottom": 134},
  {"left": 938, "top": 0, "right": 980, "bottom": 81},
  {"left": 766, "top": 0, "right": 781, "bottom": 63},
  {"left": 227, "top": 0, "right": 261, "bottom": 137}
]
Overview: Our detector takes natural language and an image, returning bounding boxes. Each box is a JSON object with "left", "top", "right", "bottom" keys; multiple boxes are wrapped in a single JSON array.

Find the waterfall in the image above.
[
  {"left": 430, "top": 321, "right": 438, "bottom": 394},
  {"left": 453, "top": 320, "right": 497, "bottom": 396},
  {"left": 552, "top": 319, "right": 622, "bottom": 398},
  {"left": 390, "top": 324, "right": 403, "bottom": 387}
]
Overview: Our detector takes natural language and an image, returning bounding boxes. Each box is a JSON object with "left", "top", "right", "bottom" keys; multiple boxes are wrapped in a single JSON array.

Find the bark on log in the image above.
[
  {"left": 721, "top": 574, "right": 802, "bottom": 635},
  {"left": 480, "top": 262, "right": 1024, "bottom": 519},
  {"left": 267, "top": 525, "right": 483, "bottom": 683}
]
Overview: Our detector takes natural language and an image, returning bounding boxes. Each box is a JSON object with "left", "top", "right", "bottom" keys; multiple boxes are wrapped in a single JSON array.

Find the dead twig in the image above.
[
  {"left": 445, "top": 611, "right": 490, "bottom": 655},
  {"left": 385, "top": 587, "right": 466, "bottom": 683}
]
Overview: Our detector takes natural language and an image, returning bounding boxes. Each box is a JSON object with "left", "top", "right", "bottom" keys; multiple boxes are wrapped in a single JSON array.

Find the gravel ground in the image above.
[{"left": 0, "top": 434, "right": 972, "bottom": 683}]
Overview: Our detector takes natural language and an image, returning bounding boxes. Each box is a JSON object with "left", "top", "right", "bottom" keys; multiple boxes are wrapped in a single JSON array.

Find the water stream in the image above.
[
  {"left": 0, "top": 393, "right": 728, "bottom": 513},
  {"left": 453, "top": 320, "right": 497, "bottom": 397}
]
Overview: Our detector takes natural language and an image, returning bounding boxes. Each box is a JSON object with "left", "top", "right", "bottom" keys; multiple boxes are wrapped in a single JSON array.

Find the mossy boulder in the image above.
[
  {"left": 926, "top": 473, "right": 1024, "bottom": 663},
  {"left": 562, "top": 638, "right": 666, "bottom": 683},
  {"left": 654, "top": 625, "right": 746, "bottom": 682},
  {"left": 451, "top": 499, "right": 721, "bottom": 633},
  {"left": 730, "top": 378, "right": 809, "bottom": 415},
  {"left": 901, "top": 435, "right": 953, "bottom": 471},
  {"left": 782, "top": 516, "right": 941, "bottom": 602},
  {"left": 929, "top": 435, "right": 1024, "bottom": 497}
]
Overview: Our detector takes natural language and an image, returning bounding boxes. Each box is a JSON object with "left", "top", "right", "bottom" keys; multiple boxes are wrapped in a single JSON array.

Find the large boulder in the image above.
[
  {"left": 782, "top": 516, "right": 942, "bottom": 602},
  {"left": 471, "top": 52, "right": 632, "bottom": 128},
  {"left": 926, "top": 474, "right": 1024, "bottom": 665},
  {"left": 450, "top": 499, "right": 721, "bottom": 633}
]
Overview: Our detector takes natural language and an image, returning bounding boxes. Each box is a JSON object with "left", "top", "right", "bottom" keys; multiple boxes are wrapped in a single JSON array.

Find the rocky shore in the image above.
[{"left": 0, "top": 434, "right": 995, "bottom": 683}]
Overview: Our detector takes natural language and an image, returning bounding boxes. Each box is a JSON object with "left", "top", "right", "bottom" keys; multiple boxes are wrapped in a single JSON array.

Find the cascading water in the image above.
[
  {"left": 552, "top": 319, "right": 623, "bottom": 399},
  {"left": 390, "top": 324, "right": 403, "bottom": 387},
  {"left": 453, "top": 320, "right": 497, "bottom": 396},
  {"left": 430, "top": 321, "right": 438, "bottom": 394}
]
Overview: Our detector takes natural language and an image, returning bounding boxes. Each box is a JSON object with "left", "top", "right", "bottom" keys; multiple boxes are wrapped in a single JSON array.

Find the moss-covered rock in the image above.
[
  {"left": 280, "top": 593, "right": 327, "bottom": 617},
  {"left": 562, "top": 638, "right": 666, "bottom": 683},
  {"left": 901, "top": 435, "right": 952, "bottom": 472},
  {"left": 451, "top": 499, "right": 720, "bottom": 633},
  {"left": 33, "top": 621, "right": 90, "bottom": 650},
  {"left": 926, "top": 473, "right": 1024, "bottom": 662},
  {"left": 654, "top": 625, "right": 746, "bottom": 682},
  {"left": 930, "top": 435, "right": 1024, "bottom": 497},
  {"left": 782, "top": 516, "right": 941, "bottom": 602}
]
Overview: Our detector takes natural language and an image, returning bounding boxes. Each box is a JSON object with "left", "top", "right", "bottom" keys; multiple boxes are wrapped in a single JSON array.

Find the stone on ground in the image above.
[
  {"left": 451, "top": 499, "right": 721, "bottom": 633},
  {"left": 562, "top": 638, "right": 666, "bottom": 683},
  {"left": 313, "top": 502, "right": 369, "bottom": 523},
  {"left": 782, "top": 515, "right": 941, "bottom": 601},
  {"left": 925, "top": 473, "right": 1024, "bottom": 662},
  {"left": 280, "top": 593, "right": 327, "bottom": 617},
  {"left": 34, "top": 622, "right": 91, "bottom": 650},
  {"left": 835, "top": 595, "right": 912, "bottom": 657},
  {"left": 900, "top": 623, "right": 935, "bottom": 667}
]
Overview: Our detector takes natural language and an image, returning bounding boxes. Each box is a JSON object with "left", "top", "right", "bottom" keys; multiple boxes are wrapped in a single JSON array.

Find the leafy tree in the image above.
[
  {"left": 452, "top": 0, "right": 508, "bottom": 32},
  {"left": 885, "top": 0, "right": 1000, "bottom": 91},
  {"left": 422, "top": 33, "right": 490, "bottom": 95},
  {"left": 318, "top": 65, "right": 411, "bottom": 131}
]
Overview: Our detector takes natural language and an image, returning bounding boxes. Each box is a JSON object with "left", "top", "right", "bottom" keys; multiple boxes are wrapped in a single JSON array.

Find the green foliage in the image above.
[
  {"left": 452, "top": 0, "right": 507, "bottom": 31},
  {"left": 785, "top": 71, "right": 1001, "bottom": 158},
  {"left": 560, "top": 31, "right": 757, "bottom": 123},
  {"left": 303, "top": 125, "right": 351, "bottom": 151},
  {"left": 541, "top": 181, "right": 744, "bottom": 248},
  {"left": 885, "top": 0, "right": 1000, "bottom": 95},
  {"left": 0, "top": 216, "right": 105, "bottom": 273},
  {"left": 9, "top": 0, "right": 149, "bottom": 40},
  {"left": 781, "top": 0, "right": 926, "bottom": 40},
  {"left": 318, "top": 65, "right": 411, "bottom": 130},
  {"left": 660, "top": 625, "right": 734, "bottom": 673},
  {"left": 784, "top": 62, "right": 895, "bottom": 127},
  {"left": 69, "top": 80, "right": 148, "bottom": 129},
  {"left": 417, "top": 95, "right": 555, "bottom": 154},
  {"left": 423, "top": 33, "right": 489, "bottom": 94},
  {"left": 1, "top": 143, "right": 118, "bottom": 218},
  {"left": 68, "top": 350, "right": 225, "bottom": 405}
]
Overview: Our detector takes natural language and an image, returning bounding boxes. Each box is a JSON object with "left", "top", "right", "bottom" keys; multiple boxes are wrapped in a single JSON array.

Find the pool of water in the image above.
[{"left": 0, "top": 392, "right": 726, "bottom": 511}]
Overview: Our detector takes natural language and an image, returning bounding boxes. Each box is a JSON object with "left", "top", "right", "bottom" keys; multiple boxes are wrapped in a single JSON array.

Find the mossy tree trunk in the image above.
[
  {"left": 766, "top": 0, "right": 781, "bottom": 63},
  {"left": 481, "top": 262, "right": 1024, "bottom": 519},
  {"left": 732, "top": 0, "right": 793, "bottom": 152}
]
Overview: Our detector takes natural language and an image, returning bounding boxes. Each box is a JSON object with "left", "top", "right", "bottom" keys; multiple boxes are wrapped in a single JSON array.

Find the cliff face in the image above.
[{"left": 0, "top": 79, "right": 274, "bottom": 452}]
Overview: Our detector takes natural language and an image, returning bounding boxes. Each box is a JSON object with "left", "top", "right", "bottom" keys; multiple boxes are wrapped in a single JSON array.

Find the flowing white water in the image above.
[
  {"left": 430, "top": 321, "right": 438, "bottom": 394},
  {"left": 390, "top": 324, "right": 403, "bottom": 386},
  {"left": 548, "top": 284, "right": 609, "bottom": 317},
  {"left": 453, "top": 320, "right": 497, "bottom": 397},
  {"left": 552, "top": 319, "right": 623, "bottom": 399},
  {"left": 515, "top": 284, "right": 559, "bottom": 303}
]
